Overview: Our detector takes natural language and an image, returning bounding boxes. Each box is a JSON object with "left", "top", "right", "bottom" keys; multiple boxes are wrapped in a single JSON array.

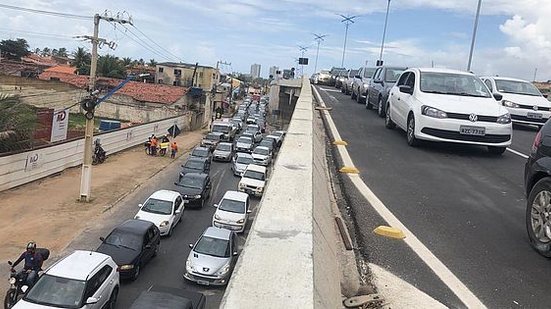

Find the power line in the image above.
[
  {"left": 131, "top": 24, "right": 184, "bottom": 63},
  {"left": 111, "top": 23, "right": 174, "bottom": 62},
  {"left": 120, "top": 24, "right": 174, "bottom": 61},
  {"left": 0, "top": 3, "right": 92, "bottom": 20}
]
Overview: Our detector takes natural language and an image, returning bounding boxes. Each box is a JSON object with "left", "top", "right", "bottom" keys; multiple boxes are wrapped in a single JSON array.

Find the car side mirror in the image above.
[
  {"left": 247, "top": 209, "right": 252, "bottom": 214},
  {"left": 85, "top": 297, "right": 99, "bottom": 305},
  {"left": 145, "top": 244, "right": 152, "bottom": 249},
  {"left": 99, "top": 236, "right": 106, "bottom": 242},
  {"left": 399, "top": 85, "right": 414, "bottom": 95},
  {"left": 543, "top": 93, "right": 549, "bottom": 98},
  {"left": 374, "top": 79, "right": 382, "bottom": 84},
  {"left": 174, "top": 182, "right": 179, "bottom": 186},
  {"left": 493, "top": 93, "right": 503, "bottom": 101},
  {"left": 188, "top": 243, "right": 194, "bottom": 249},
  {"left": 7, "top": 261, "right": 12, "bottom": 266},
  {"left": 233, "top": 251, "right": 239, "bottom": 256},
  {"left": 175, "top": 210, "right": 181, "bottom": 214},
  {"left": 213, "top": 204, "right": 219, "bottom": 208},
  {"left": 355, "top": 75, "right": 361, "bottom": 79},
  {"left": 138, "top": 203, "right": 143, "bottom": 208},
  {"left": 20, "top": 285, "right": 28, "bottom": 294}
]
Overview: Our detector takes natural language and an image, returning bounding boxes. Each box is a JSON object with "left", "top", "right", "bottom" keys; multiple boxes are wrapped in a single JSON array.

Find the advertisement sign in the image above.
[
  {"left": 24, "top": 152, "right": 42, "bottom": 172},
  {"left": 50, "top": 109, "right": 69, "bottom": 142}
]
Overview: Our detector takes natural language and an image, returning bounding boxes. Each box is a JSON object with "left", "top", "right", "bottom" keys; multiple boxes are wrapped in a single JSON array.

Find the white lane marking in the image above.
[
  {"left": 320, "top": 88, "right": 341, "bottom": 93},
  {"left": 213, "top": 168, "right": 228, "bottom": 196},
  {"left": 312, "top": 85, "right": 487, "bottom": 309},
  {"left": 506, "top": 148, "right": 529, "bottom": 159}
]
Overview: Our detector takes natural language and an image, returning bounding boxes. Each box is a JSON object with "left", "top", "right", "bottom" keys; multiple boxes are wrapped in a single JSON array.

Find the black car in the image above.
[
  {"left": 367, "top": 66, "right": 407, "bottom": 117},
  {"left": 190, "top": 146, "right": 212, "bottom": 162},
  {"left": 174, "top": 173, "right": 212, "bottom": 208},
  {"left": 130, "top": 285, "right": 206, "bottom": 309},
  {"left": 180, "top": 157, "right": 211, "bottom": 179},
  {"left": 525, "top": 125, "right": 551, "bottom": 257},
  {"left": 97, "top": 219, "right": 160, "bottom": 280}
]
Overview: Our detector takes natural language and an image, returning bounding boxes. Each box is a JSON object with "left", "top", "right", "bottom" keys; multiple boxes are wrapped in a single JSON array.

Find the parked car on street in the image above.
[
  {"left": 13, "top": 250, "right": 119, "bottom": 309},
  {"left": 385, "top": 68, "right": 512, "bottom": 154},
  {"left": 201, "top": 132, "right": 225, "bottom": 151},
  {"left": 190, "top": 146, "right": 213, "bottom": 162},
  {"left": 367, "top": 66, "right": 407, "bottom": 116},
  {"left": 329, "top": 67, "right": 347, "bottom": 86},
  {"left": 174, "top": 173, "right": 212, "bottom": 208},
  {"left": 351, "top": 66, "right": 377, "bottom": 104},
  {"left": 334, "top": 70, "right": 348, "bottom": 89},
  {"left": 342, "top": 69, "right": 359, "bottom": 95},
  {"left": 213, "top": 142, "right": 234, "bottom": 162},
  {"left": 130, "top": 285, "right": 206, "bottom": 309},
  {"left": 212, "top": 191, "right": 251, "bottom": 233},
  {"left": 480, "top": 76, "right": 551, "bottom": 127},
  {"left": 180, "top": 157, "right": 211, "bottom": 179},
  {"left": 238, "top": 164, "right": 267, "bottom": 197},
  {"left": 184, "top": 227, "right": 239, "bottom": 286},
  {"left": 310, "top": 72, "right": 320, "bottom": 84},
  {"left": 97, "top": 219, "right": 161, "bottom": 280},
  {"left": 231, "top": 152, "right": 254, "bottom": 176},
  {"left": 135, "top": 190, "right": 185, "bottom": 237},
  {"left": 316, "top": 70, "right": 331, "bottom": 85},
  {"left": 251, "top": 146, "right": 272, "bottom": 166},
  {"left": 235, "top": 136, "right": 254, "bottom": 153}
]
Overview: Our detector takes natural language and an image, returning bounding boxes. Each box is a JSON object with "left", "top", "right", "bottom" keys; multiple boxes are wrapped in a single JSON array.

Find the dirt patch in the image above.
[{"left": 0, "top": 130, "right": 204, "bottom": 263}]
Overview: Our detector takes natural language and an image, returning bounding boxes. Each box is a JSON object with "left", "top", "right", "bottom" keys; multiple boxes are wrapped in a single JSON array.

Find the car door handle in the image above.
[{"left": 397, "top": 97, "right": 400, "bottom": 101}]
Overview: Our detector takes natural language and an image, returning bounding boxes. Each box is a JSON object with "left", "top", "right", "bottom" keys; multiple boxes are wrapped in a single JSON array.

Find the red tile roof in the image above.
[
  {"left": 21, "top": 54, "right": 58, "bottom": 67},
  {"left": 44, "top": 65, "right": 77, "bottom": 75},
  {"left": 38, "top": 71, "right": 188, "bottom": 104}
]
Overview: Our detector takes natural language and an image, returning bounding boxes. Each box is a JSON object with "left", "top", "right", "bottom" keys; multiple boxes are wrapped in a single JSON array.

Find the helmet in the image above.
[{"left": 26, "top": 242, "right": 36, "bottom": 251}]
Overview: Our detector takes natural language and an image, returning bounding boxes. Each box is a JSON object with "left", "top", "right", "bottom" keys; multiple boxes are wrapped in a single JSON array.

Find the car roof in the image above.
[
  {"left": 217, "top": 142, "right": 233, "bottom": 147},
  {"left": 187, "top": 157, "right": 208, "bottom": 164},
  {"left": 245, "top": 164, "right": 266, "bottom": 173},
  {"left": 417, "top": 67, "right": 474, "bottom": 75},
  {"left": 203, "top": 226, "right": 232, "bottom": 240},
  {"left": 483, "top": 76, "right": 531, "bottom": 83},
  {"left": 149, "top": 190, "right": 181, "bottom": 201},
  {"left": 131, "top": 286, "right": 205, "bottom": 309},
  {"left": 46, "top": 250, "right": 111, "bottom": 280},
  {"left": 235, "top": 152, "right": 253, "bottom": 158},
  {"left": 222, "top": 190, "right": 248, "bottom": 202},
  {"left": 206, "top": 132, "right": 224, "bottom": 137},
  {"left": 254, "top": 146, "right": 270, "bottom": 151},
  {"left": 181, "top": 173, "right": 208, "bottom": 180},
  {"left": 193, "top": 146, "right": 210, "bottom": 152},
  {"left": 114, "top": 219, "right": 154, "bottom": 235},
  {"left": 380, "top": 66, "right": 407, "bottom": 70}
]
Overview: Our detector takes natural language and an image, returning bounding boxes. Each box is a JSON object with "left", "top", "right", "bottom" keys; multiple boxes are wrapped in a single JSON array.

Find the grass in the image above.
[{"left": 68, "top": 113, "right": 100, "bottom": 129}]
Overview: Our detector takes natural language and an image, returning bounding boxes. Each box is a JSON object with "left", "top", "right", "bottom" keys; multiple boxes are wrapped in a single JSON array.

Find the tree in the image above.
[
  {"left": 138, "top": 58, "right": 145, "bottom": 66},
  {"left": 56, "top": 47, "right": 68, "bottom": 58},
  {"left": 0, "top": 38, "right": 30, "bottom": 60},
  {"left": 33, "top": 48, "right": 40, "bottom": 54},
  {"left": 72, "top": 47, "right": 91, "bottom": 75},
  {"left": 41, "top": 47, "right": 51, "bottom": 56},
  {"left": 148, "top": 59, "right": 157, "bottom": 67},
  {"left": 51, "top": 49, "right": 58, "bottom": 57},
  {"left": 97, "top": 54, "right": 126, "bottom": 79},
  {"left": 122, "top": 57, "right": 132, "bottom": 67},
  {"left": 0, "top": 93, "right": 37, "bottom": 153}
]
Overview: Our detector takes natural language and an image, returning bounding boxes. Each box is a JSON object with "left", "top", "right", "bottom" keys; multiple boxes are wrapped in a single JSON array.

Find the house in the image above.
[{"left": 156, "top": 62, "right": 219, "bottom": 90}]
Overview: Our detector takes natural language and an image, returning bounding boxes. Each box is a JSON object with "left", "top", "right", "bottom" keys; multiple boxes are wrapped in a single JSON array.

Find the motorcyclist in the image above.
[{"left": 11, "top": 242, "right": 43, "bottom": 288}]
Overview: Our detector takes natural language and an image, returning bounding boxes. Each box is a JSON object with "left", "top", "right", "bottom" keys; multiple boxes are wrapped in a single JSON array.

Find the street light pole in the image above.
[
  {"left": 339, "top": 14, "right": 358, "bottom": 68},
  {"left": 313, "top": 33, "right": 327, "bottom": 73},
  {"left": 467, "top": 0, "right": 482, "bottom": 72},
  {"left": 378, "top": 0, "right": 391, "bottom": 65}
]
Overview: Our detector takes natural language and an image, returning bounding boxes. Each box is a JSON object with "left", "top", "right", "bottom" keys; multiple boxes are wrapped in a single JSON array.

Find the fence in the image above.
[{"left": 0, "top": 114, "right": 191, "bottom": 191}]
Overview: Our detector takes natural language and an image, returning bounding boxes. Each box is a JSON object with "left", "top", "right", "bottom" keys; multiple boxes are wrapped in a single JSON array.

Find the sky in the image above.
[{"left": 1, "top": 0, "right": 551, "bottom": 81}]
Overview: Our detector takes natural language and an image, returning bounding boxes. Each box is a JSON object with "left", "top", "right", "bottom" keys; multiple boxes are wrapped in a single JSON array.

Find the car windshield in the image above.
[
  {"left": 495, "top": 79, "right": 542, "bottom": 96},
  {"left": 205, "top": 134, "right": 220, "bottom": 141},
  {"left": 385, "top": 68, "right": 406, "bottom": 82},
  {"left": 194, "top": 236, "right": 230, "bottom": 258},
  {"left": 141, "top": 198, "right": 173, "bottom": 215},
  {"left": 320, "top": 70, "right": 330, "bottom": 74},
  {"left": 216, "top": 143, "right": 232, "bottom": 151},
  {"left": 24, "top": 274, "right": 86, "bottom": 308},
  {"left": 219, "top": 199, "right": 246, "bottom": 214},
  {"left": 178, "top": 176, "right": 203, "bottom": 189},
  {"left": 104, "top": 231, "right": 142, "bottom": 250},
  {"left": 236, "top": 156, "right": 253, "bottom": 164},
  {"left": 243, "top": 170, "right": 265, "bottom": 181},
  {"left": 254, "top": 147, "right": 270, "bottom": 155},
  {"left": 260, "top": 141, "right": 272, "bottom": 148},
  {"left": 212, "top": 124, "right": 230, "bottom": 133},
  {"left": 192, "top": 148, "right": 209, "bottom": 157},
  {"left": 420, "top": 72, "right": 491, "bottom": 98},
  {"left": 238, "top": 137, "right": 252, "bottom": 144},
  {"left": 349, "top": 69, "right": 359, "bottom": 77},
  {"left": 185, "top": 160, "right": 204, "bottom": 170},
  {"left": 364, "top": 68, "right": 376, "bottom": 78}
]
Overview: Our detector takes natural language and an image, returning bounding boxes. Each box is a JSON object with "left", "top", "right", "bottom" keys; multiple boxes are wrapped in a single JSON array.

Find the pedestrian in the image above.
[
  {"left": 170, "top": 141, "right": 178, "bottom": 158},
  {"left": 150, "top": 136, "right": 158, "bottom": 156}
]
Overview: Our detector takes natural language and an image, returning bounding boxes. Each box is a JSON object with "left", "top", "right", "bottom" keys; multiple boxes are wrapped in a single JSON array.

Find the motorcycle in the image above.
[
  {"left": 4, "top": 249, "right": 49, "bottom": 309},
  {"left": 92, "top": 141, "right": 106, "bottom": 165}
]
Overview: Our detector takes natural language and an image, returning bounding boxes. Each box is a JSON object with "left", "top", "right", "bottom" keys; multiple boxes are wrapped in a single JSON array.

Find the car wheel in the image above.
[
  {"left": 106, "top": 287, "right": 118, "bottom": 309},
  {"left": 527, "top": 178, "right": 551, "bottom": 257},
  {"left": 351, "top": 89, "right": 356, "bottom": 100},
  {"left": 488, "top": 146, "right": 506, "bottom": 155},
  {"left": 406, "top": 115, "right": 419, "bottom": 146},
  {"left": 385, "top": 103, "right": 396, "bottom": 129},
  {"left": 167, "top": 224, "right": 174, "bottom": 237},
  {"left": 153, "top": 242, "right": 159, "bottom": 257},
  {"left": 356, "top": 91, "right": 362, "bottom": 104},
  {"left": 377, "top": 97, "right": 385, "bottom": 118},
  {"left": 201, "top": 199, "right": 205, "bottom": 208},
  {"left": 131, "top": 264, "right": 140, "bottom": 281}
]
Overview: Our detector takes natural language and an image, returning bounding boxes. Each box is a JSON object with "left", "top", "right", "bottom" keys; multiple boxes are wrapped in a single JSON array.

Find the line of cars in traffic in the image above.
[
  {"left": 314, "top": 65, "right": 551, "bottom": 155},
  {"left": 10, "top": 96, "right": 285, "bottom": 309}
]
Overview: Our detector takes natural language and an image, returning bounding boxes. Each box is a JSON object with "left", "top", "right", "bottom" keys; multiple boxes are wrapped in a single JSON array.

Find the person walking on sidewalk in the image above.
[
  {"left": 150, "top": 136, "right": 158, "bottom": 156},
  {"left": 170, "top": 141, "right": 178, "bottom": 158}
]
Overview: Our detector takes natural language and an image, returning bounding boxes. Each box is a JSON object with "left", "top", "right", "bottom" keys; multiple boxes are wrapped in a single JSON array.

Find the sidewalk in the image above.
[{"left": 0, "top": 129, "right": 205, "bottom": 264}]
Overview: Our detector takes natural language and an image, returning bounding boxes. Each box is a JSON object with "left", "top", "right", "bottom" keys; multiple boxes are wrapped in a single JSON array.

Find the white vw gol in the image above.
[{"left": 385, "top": 68, "right": 512, "bottom": 154}]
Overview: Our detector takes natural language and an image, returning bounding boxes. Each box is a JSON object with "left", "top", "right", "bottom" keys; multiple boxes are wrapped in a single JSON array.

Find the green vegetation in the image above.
[{"left": 0, "top": 93, "right": 37, "bottom": 153}]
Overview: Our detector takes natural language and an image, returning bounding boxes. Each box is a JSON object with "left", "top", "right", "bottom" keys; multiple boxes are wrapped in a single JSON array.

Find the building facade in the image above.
[
  {"left": 269, "top": 66, "right": 279, "bottom": 78},
  {"left": 156, "top": 62, "right": 219, "bottom": 90},
  {"left": 250, "top": 64, "right": 261, "bottom": 79}
]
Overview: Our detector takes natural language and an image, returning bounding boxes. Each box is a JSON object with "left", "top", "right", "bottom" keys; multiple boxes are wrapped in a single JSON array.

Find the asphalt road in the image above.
[{"left": 316, "top": 85, "right": 551, "bottom": 308}]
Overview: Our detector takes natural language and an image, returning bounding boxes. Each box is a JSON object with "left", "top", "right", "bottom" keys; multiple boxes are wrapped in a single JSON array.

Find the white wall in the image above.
[{"left": 0, "top": 115, "right": 190, "bottom": 191}]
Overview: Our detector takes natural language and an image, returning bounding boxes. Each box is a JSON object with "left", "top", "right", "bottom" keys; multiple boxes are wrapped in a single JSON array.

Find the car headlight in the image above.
[
  {"left": 363, "top": 83, "right": 369, "bottom": 88},
  {"left": 9, "top": 277, "right": 16, "bottom": 285},
  {"left": 421, "top": 106, "right": 447, "bottom": 118},
  {"left": 134, "top": 216, "right": 140, "bottom": 220},
  {"left": 497, "top": 113, "right": 512, "bottom": 124},
  {"left": 214, "top": 214, "right": 221, "bottom": 220},
  {"left": 160, "top": 221, "right": 169, "bottom": 227},
  {"left": 237, "top": 219, "right": 245, "bottom": 224},
  {"left": 217, "top": 263, "right": 231, "bottom": 275},
  {"left": 238, "top": 183, "right": 245, "bottom": 190},
  {"left": 193, "top": 194, "right": 202, "bottom": 199},
  {"left": 502, "top": 100, "right": 519, "bottom": 108},
  {"left": 186, "top": 259, "right": 194, "bottom": 272},
  {"left": 120, "top": 264, "right": 134, "bottom": 270}
]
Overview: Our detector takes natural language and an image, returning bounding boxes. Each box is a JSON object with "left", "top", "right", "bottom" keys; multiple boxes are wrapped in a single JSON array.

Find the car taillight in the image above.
[{"left": 532, "top": 130, "right": 542, "bottom": 154}]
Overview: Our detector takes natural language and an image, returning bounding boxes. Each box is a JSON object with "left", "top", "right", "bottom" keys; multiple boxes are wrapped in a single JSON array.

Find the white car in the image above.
[
  {"left": 385, "top": 68, "right": 512, "bottom": 154},
  {"left": 212, "top": 191, "right": 251, "bottom": 233},
  {"left": 480, "top": 76, "right": 551, "bottom": 127},
  {"left": 135, "top": 190, "right": 185, "bottom": 237},
  {"left": 235, "top": 136, "right": 254, "bottom": 153},
  {"left": 251, "top": 146, "right": 272, "bottom": 166},
  {"left": 231, "top": 153, "right": 254, "bottom": 176},
  {"left": 14, "top": 250, "right": 119, "bottom": 309},
  {"left": 238, "top": 164, "right": 267, "bottom": 197}
]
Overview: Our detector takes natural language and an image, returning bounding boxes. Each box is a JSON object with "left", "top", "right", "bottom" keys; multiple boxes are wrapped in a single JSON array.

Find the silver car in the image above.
[
  {"left": 235, "top": 136, "right": 254, "bottom": 153},
  {"left": 231, "top": 153, "right": 253, "bottom": 176},
  {"left": 184, "top": 227, "right": 238, "bottom": 286},
  {"left": 213, "top": 142, "right": 234, "bottom": 162}
]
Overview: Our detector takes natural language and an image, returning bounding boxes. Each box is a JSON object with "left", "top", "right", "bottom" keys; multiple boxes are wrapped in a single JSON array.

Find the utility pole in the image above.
[
  {"left": 313, "top": 33, "right": 327, "bottom": 74},
  {"left": 298, "top": 45, "right": 308, "bottom": 77},
  {"left": 378, "top": 0, "right": 391, "bottom": 66},
  {"left": 467, "top": 0, "right": 482, "bottom": 72},
  {"left": 79, "top": 12, "right": 132, "bottom": 202},
  {"left": 339, "top": 14, "right": 358, "bottom": 67},
  {"left": 214, "top": 60, "right": 230, "bottom": 113},
  {"left": 533, "top": 68, "right": 538, "bottom": 82}
]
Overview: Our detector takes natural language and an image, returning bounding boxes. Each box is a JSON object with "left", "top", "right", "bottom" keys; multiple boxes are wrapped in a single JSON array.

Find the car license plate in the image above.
[
  {"left": 197, "top": 279, "right": 210, "bottom": 286},
  {"left": 183, "top": 200, "right": 189, "bottom": 204},
  {"left": 459, "top": 126, "right": 485, "bottom": 136},
  {"left": 527, "top": 112, "right": 543, "bottom": 119}
]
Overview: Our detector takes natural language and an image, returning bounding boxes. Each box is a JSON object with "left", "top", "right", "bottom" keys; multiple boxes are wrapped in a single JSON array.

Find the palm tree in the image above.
[
  {"left": 138, "top": 58, "right": 145, "bottom": 66},
  {"left": 0, "top": 93, "right": 37, "bottom": 153},
  {"left": 72, "top": 47, "right": 91, "bottom": 75},
  {"left": 57, "top": 47, "right": 68, "bottom": 57},
  {"left": 121, "top": 57, "right": 132, "bottom": 67},
  {"left": 51, "top": 49, "right": 58, "bottom": 56},
  {"left": 41, "top": 47, "right": 50, "bottom": 56},
  {"left": 97, "top": 54, "right": 126, "bottom": 79},
  {"left": 148, "top": 59, "right": 157, "bottom": 67},
  {"left": 33, "top": 48, "right": 40, "bottom": 55}
]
